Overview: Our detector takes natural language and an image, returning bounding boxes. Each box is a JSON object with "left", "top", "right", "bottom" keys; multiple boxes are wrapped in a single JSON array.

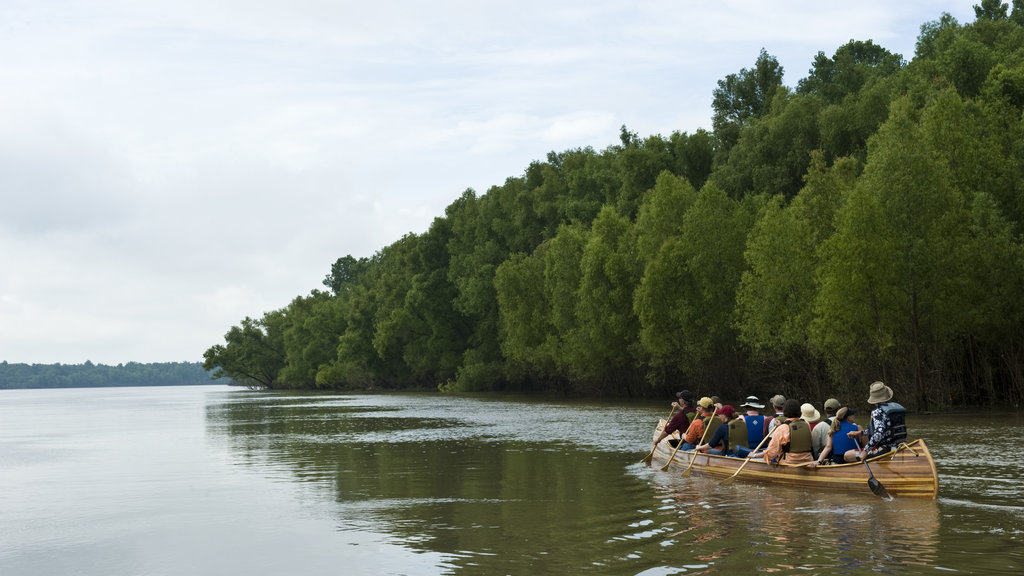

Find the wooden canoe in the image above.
[{"left": 649, "top": 420, "right": 939, "bottom": 499}]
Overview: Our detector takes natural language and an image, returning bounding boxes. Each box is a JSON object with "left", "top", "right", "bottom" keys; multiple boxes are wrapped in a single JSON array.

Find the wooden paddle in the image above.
[
  {"left": 854, "top": 437, "right": 893, "bottom": 500},
  {"left": 642, "top": 406, "right": 677, "bottom": 466},
  {"left": 681, "top": 412, "right": 717, "bottom": 477},
  {"left": 722, "top": 424, "right": 778, "bottom": 484}
]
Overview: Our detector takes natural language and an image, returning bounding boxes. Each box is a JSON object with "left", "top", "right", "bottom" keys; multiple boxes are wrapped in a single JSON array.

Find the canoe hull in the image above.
[{"left": 649, "top": 421, "right": 938, "bottom": 499}]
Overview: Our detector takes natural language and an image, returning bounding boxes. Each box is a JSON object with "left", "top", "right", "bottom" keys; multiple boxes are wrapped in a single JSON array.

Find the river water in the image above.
[{"left": 1, "top": 385, "right": 1021, "bottom": 575}]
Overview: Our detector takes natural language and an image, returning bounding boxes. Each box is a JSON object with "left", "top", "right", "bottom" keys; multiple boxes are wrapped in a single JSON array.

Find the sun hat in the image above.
[
  {"left": 867, "top": 381, "right": 894, "bottom": 404},
  {"left": 698, "top": 396, "right": 714, "bottom": 409},
  {"left": 716, "top": 405, "right": 736, "bottom": 418},
  {"left": 770, "top": 394, "right": 786, "bottom": 409},
  {"left": 740, "top": 395, "right": 764, "bottom": 409},
  {"left": 800, "top": 403, "right": 821, "bottom": 423},
  {"left": 824, "top": 398, "right": 841, "bottom": 411}
]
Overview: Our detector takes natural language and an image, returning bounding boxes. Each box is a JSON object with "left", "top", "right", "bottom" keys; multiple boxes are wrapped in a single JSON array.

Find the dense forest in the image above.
[
  {"left": 204, "top": 2, "right": 1024, "bottom": 409},
  {"left": 0, "top": 361, "right": 214, "bottom": 389}
]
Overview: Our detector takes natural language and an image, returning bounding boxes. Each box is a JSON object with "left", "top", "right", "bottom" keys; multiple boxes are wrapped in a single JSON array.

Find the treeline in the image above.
[
  {"left": 204, "top": 2, "right": 1024, "bottom": 409},
  {"left": 0, "top": 361, "right": 214, "bottom": 389}
]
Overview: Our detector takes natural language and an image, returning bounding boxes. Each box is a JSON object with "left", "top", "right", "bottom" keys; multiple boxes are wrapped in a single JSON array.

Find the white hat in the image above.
[
  {"left": 800, "top": 402, "right": 821, "bottom": 423},
  {"left": 740, "top": 395, "right": 764, "bottom": 409}
]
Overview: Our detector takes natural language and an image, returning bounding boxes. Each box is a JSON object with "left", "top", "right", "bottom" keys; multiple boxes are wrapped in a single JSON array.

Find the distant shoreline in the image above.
[{"left": 0, "top": 361, "right": 215, "bottom": 390}]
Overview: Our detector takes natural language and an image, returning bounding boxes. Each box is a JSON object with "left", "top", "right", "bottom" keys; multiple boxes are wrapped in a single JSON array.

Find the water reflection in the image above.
[{"left": 206, "top": 391, "right": 1024, "bottom": 575}]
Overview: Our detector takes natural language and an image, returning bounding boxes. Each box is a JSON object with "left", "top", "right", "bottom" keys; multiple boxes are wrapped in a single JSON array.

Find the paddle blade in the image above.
[
  {"left": 660, "top": 461, "right": 672, "bottom": 472},
  {"left": 641, "top": 452, "right": 654, "bottom": 466},
  {"left": 868, "top": 477, "right": 893, "bottom": 500}
]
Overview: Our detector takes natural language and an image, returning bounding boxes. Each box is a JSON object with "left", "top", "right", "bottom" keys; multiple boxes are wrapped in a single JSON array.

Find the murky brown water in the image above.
[{"left": 1, "top": 386, "right": 1021, "bottom": 574}]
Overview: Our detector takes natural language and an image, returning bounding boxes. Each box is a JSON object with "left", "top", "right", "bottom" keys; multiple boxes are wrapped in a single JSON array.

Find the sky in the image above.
[{"left": 0, "top": 1, "right": 979, "bottom": 365}]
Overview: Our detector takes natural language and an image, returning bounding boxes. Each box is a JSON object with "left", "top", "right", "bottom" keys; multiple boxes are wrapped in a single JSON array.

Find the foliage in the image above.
[
  {"left": 0, "top": 361, "right": 213, "bottom": 389},
  {"left": 203, "top": 6, "right": 1024, "bottom": 408}
]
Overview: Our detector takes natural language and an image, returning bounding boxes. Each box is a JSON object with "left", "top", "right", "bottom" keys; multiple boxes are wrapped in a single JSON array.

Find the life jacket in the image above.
[
  {"left": 868, "top": 402, "right": 908, "bottom": 446},
  {"left": 744, "top": 414, "right": 766, "bottom": 448},
  {"left": 832, "top": 421, "right": 859, "bottom": 456},
  {"left": 784, "top": 419, "right": 813, "bottom": 454},
  {"left": 726, "top": 417, "right": 747, "bottom": 454},
  {"left": 882, "top": 402, "right": 908, "bottom": 443},
  {"left": 684, "top": 408, "right": 698, "bottom": 425}
]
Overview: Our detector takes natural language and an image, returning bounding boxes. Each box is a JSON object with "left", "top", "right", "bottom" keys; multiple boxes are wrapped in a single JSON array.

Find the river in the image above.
[{"left": 0, "top": 385, "right": 1021, "bottom": 575}]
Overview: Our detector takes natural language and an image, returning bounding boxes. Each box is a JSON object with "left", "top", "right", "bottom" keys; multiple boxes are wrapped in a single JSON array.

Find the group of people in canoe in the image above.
[{"left": 650, "top": 381, "right": 908, "bottom": 467}]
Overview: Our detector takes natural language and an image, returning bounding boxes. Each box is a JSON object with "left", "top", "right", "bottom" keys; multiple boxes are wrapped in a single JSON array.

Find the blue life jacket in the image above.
[
  {"left": 831, "top": 421, "right": 859, "bottom": 457},
  {"left": 745, "top": 415, "right": 765, "bottom": 448}
]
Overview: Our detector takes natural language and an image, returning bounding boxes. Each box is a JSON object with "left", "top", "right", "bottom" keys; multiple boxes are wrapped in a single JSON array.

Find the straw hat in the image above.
[
  {"left": 800, "top": 403, "right": 821, "bottom": 423},
  {"left": 867, "top": 381, "right": 894, "bottom": 404}
]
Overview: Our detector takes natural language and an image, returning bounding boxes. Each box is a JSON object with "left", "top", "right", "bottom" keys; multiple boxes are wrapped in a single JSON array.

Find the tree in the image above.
[
  {"left": 712, "top": 48, "right": 785, "bottom": 151},
  {"left": 812, "top": 98, "right": 971, "bottom": 409},
  {"left": 798, "top": 40, "right": 906, "bottom": 105},
  {"left": 323, "top": 255, "right": 370, "bottom": 296},
  {"left": 975, "top": 0, "right": 1009, "bottom": 20},
  {"left": 203, "top": 312, "right": 287, "bottom": 388},
  {"left": 572, "top": 207, "right": 642, "bottom": 393}
]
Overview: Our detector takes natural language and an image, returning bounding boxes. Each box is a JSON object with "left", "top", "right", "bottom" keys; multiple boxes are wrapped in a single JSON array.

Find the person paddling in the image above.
[
  {"left": 652, "top": 390, "right": 694, "bottom": 449},
  {"left": 850, "top": 381, "right": 907, "bottom": 460},
  {"left": 752, "top": 398, "right": 814, "bottom": 465},
  {"left": 695, "top": 405, "right": 745, "bottom": 456},
  {"left": 680, "top": 397, "right": 716, "bottom": 450}
]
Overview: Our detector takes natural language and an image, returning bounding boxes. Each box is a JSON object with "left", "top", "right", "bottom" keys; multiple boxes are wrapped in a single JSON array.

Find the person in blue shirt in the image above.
[
  {"left": 814, "top": 407, "right": 864, "bottom": 465},
  {"left": 695, "top": 405, "right": 746, "bottom": 456}
]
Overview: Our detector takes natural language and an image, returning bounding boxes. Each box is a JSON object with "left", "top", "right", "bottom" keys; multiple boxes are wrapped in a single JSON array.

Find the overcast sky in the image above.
[{"left": 1, "top": 1, "right": 978, "bottom": 365}]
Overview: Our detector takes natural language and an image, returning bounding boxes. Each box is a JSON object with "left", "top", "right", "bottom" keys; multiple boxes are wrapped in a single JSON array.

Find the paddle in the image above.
[
  {"left": 854, "top": 437, "right": 892, "bottom": 500},
  {"left": 642, "top": 406, "right": 677, "bottom": 466},
  {"left": 681, "top": 412, "right": 717, "bottom": 477},
  {"left": 722, "top": 425, "right": 778, "bottom": 485}
]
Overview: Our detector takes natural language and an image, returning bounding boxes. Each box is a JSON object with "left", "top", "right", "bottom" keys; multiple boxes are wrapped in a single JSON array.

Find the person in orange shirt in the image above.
[
  {"left": 680, "top": 397, "right": 716, "bottom": 450},
  {"left": 751, "top": 398, "right": 814, "bottom": 464}
]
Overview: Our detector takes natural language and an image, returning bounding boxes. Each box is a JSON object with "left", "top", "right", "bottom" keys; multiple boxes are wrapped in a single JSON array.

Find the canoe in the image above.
[{"left": 649, "top": 419, "right": 938, "bottom": 499}]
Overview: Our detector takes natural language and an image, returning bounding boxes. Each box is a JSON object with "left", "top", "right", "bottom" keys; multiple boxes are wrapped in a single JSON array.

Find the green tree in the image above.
[
  {"left": 798, "top": 40, "right": 905, "bottom": 105},
  {"left": 812, "top": 98, "right": 970, "bottom": 409},
  {"left": 572, "top": 207, "right": 642, "bottom": 393},
  {"left": 203, "top": 312, "right": 287, "bottom": 388},
  {"left": 712, "top": 48, "right": 785, "bottom": 151}
]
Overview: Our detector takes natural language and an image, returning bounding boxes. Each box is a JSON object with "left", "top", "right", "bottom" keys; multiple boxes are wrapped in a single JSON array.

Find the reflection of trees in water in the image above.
[{"left": 206, "top": 394, "right": 703, "bottom": 574}]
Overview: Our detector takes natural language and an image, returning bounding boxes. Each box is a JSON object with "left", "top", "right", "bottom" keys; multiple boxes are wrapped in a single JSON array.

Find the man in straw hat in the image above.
[{"left": 849, "top": 381, "right": 906, "bottom": 460}]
